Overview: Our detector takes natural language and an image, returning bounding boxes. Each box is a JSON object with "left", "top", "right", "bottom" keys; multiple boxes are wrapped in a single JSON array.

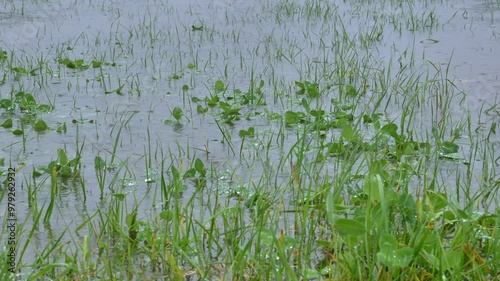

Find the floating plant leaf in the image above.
[
  {"left": 206, "top": 95, "right": 219, "bottom": 106},
  {"left": 37, "top": 104, "right": 52, "bottom": 113},
  {"left": 341, "top": 124, "right": 359, "bottom": 142},
  {"left": 56, "top": 123, "right": 67, "bottom": 133},
  {"left": 113, "top": 193, "right": 127, "bottom": 200},
  {"left": 11, "top": 67, "right": 39, "bottom": 76},
  {"left": 326, "top": 142, "right": 345, "bottom": 155},
  {"left": 309, "top": 109, "right": 325, "bottom": 118},
  {"left": 239, "top": 127, "right": 255, "bottom": 138},
  {"left": 171, "top": 166, "right": 180, "bottom": 182},
  {"left": 285, "top": 111, "right": 300, "bottom": 124},
  {"left": 295, "top": 81, "right": 305, "bottom": 90},
  {"left": 345, "top": 85, "right": 358, "bottom": 96},
  {"left": 91, "top": 60, "right": 102, "bottom": 68},
  {"left": 172, "top": 107, "right": 183, "bottom": 122},
  {"left": 1, "top": 118, "right": 12, "bottom": 128},
  {"left": 58, "top": 149, "right": 68, "bottom": 166},
  {"left": 380, "top": 123, "right": 399, "bottom": 140},
  {"left": 197, "top": 104, "right": 208, "bottom": 114},
  {"left": 183, "top": 168, "right": 196, "bottom": 178},
  {"left": 295, "top": 80, "right": 319, "bottom": 97},
  {"left": 440, "top": 141, "right": 459, "bottom": 154},
  {"left": 0, "top": 99, "right": 13, "bottom": 109},
  {"left": 94, "top": 156, "right": 106, "bottom": 170},
  {"left": 301, "top": 98, "right": 310, "bottom": 112},
  {"left": 59, "top": 58, "right": 89, "bottom": 70},
  {"left": 104, "top": 85, "right": 124, "bottom": 95},
  {"left": 194, "top": 158, "right": 206, "bottom": 177},
  {"left": 215, "top": 80, "right": 225, "bottom": 92},
  {"left": 0, "top": 49, "right": 7, "bottom": 61},
  {"left": 34, "top": 120, "right": 48, "bottom": 132}
]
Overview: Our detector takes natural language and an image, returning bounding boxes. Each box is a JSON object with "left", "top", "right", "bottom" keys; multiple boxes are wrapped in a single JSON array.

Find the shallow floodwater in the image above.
[{"left": 0, "top": 0, "right": 499, "bottom": 278}]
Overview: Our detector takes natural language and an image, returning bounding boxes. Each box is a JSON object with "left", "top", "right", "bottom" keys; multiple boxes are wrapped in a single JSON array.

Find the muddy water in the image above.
[{"left": 0, "top": 0, "right": 499, "bottom": 273}]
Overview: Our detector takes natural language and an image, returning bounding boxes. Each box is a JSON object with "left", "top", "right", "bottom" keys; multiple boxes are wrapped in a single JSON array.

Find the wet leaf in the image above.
[
  {"left": 341, "top": 124, "right": 358, "bottom": 142},
  {"left": 113, "top": 193, "right": 126, "bottom": 200},
  {"left": 258, "top": 228, "right": 275, "bottom": 249},
  {"left": 194, "top": 158, "right": 206, "bottom": 176},
  {"left": 333, "top": 218, "right": 366, "bottom": 236},
  {"left": 172, "top": 107, "right": 183, "bottom": 122},
  {"left": 94, "top": 156, "right": 106, "bottom": 170},
  {"left": 285, "top": 111, "right": 299, "bottom": 124},
  {"left": 171, "top": 166, "right": 180, "bottom": 182},
  {"left": 295, "top": 81, "right": 305, "bottom": 90},
  {"left": 1, "top": 118, "right": 12, "bottom": 128},
  {"left": 426, "top": 190, "right": 448, "bottom": 211},
  {"left": 37, "top": 104, "right": 52, "bottom": 113},
  {"left": 380, "top": 123, "right": 399, "bottom": 140},
  {"left": 432, "top": 127, "right": 440, "bottom": 142},
  {"left": 183, "top": 168, "right": 196, "bottom": 178},
  {"left": 58, "top": 148, "right": 68, "bottom": 166},
  {"left": 215, "top": 80, "right": 225, "bottom": 92},
  {"left": 67, "top": 157, "right": 80, "bottom": 167},
  {"left": 239, "top": 127, "right": 255, "bottom": 138},
  {"left": 0, "top": 99, "right": 13, "bottom": 109},
  {"left": 301, "top": 98, "right": 310, "bottom": 112},
  {"left": 310, "top": 110, "right": 325, "bottom": 118},
  {"left": 377, "top": 233, "right": 414, "bottom": 267},
  {"left": 197, "top": 104, "right": 208, "bottom": 114},
  {"left": 159, "top": 210, "right": 174, "bottom": 221},
  {"left": 345, "top": 85, "right": 358, "bottom": 96},
  {"left": 91, "top": 60, "right": 102, "bottom": 68},
  {"left": 303, "top": 268, "right": 322, "bottom": 279},
  {"left": 440, "top": 141, "right": 459, "bottom": 154},
  {"left": 56, "top": 123, "right": 67, "bottom": 133},
  {"left": 34, "top": 120, "right": 48, "bottom": 132}
]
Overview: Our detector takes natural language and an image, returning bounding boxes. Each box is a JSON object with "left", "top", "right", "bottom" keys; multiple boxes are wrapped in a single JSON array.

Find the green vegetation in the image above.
[{"left": 0, "top": 0, "right": 499, "bottom": 280}]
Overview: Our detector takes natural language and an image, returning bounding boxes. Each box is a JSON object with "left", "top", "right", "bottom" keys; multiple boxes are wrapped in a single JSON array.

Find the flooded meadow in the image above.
[{"left": 1, "top": 0, "right": 499, "bottom": 280}]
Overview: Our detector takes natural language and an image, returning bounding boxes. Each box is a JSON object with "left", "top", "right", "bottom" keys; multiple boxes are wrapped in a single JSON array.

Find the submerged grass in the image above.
[{"left": 0, "top": 0, "right": 499, "bottom": 280}]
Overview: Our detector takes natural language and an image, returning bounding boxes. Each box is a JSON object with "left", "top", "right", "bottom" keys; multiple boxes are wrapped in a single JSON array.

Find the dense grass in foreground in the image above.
[{"left": 1, "top": 0, "right": 500, "bottom": 280}]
